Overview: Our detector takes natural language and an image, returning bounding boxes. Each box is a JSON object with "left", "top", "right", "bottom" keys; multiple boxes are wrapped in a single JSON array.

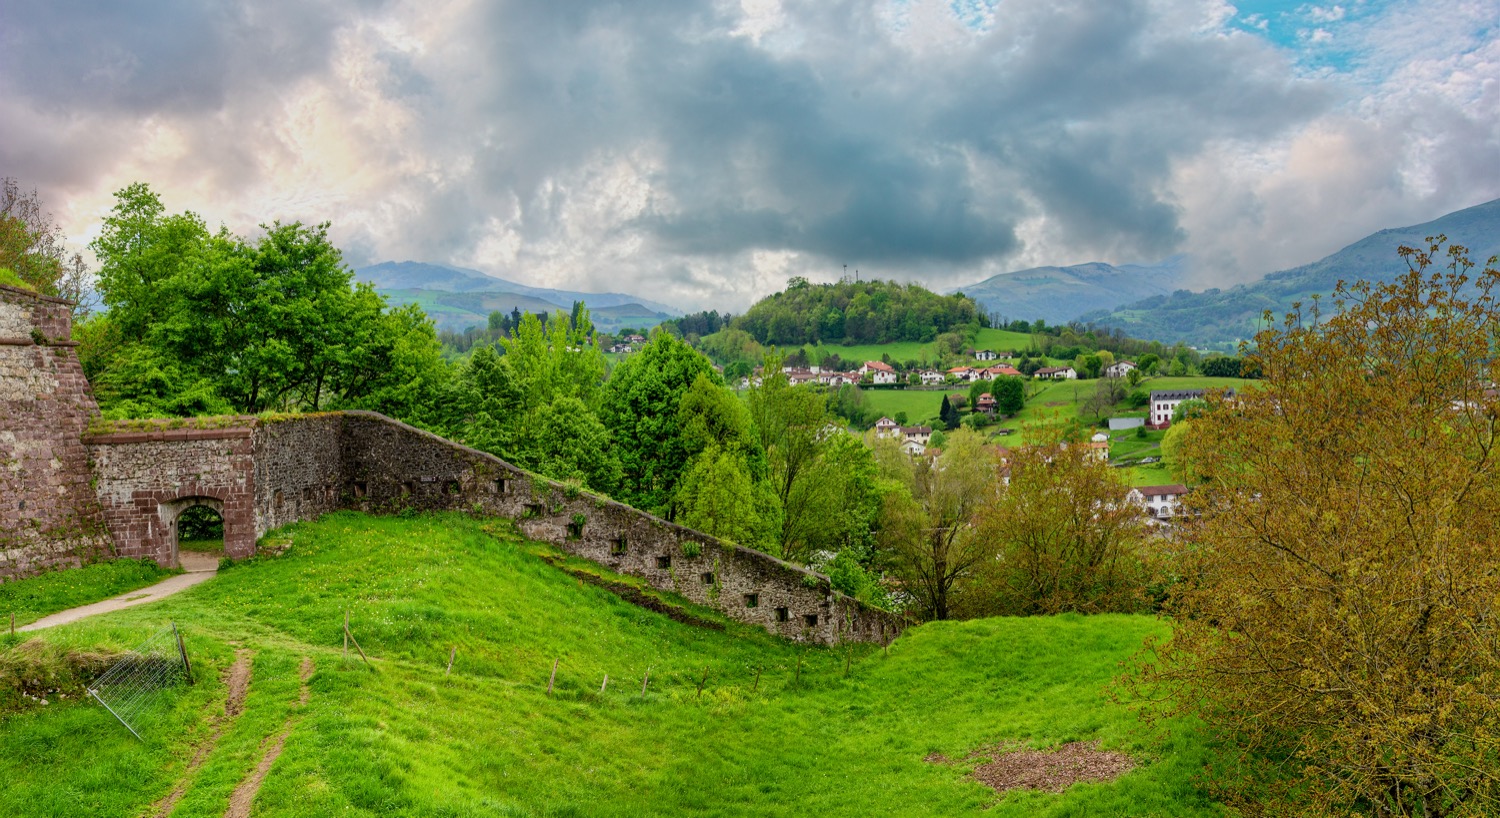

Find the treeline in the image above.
[{"left": 735, "top": 277, "right": 985, "bottom": 345}]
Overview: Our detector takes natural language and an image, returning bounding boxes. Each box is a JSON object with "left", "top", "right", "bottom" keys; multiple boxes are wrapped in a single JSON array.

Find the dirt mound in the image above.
[{"left": 929, "top": 740, "right": 1136, "bottom": 794}]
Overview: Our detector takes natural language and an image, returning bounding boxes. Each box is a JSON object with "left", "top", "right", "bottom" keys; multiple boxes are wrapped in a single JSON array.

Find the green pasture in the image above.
[
  {"left": 0, "top": 512, "right": 1219, "bottom": 818},
  {"left": 0, "top": 559, "right": 176, "bottom": 627}
]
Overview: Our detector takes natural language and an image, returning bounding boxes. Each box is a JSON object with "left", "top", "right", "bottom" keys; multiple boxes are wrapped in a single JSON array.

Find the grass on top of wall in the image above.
[
  {"left": 0, "top": 558, "right": 177, "bottom": 627},
  {"left": 0, "top": 512, "right": 1220, "bottom": 818}
]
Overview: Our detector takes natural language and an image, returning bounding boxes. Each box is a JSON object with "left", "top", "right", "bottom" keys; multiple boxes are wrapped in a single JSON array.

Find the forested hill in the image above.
[{"left": 731, "top": 278, "right": 984, "bottom": 345}]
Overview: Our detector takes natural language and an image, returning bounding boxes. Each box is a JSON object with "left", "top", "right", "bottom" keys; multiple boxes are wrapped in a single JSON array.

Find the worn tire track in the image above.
[
  {"left": 150, "top": 650, "right": 255, "bottom": 818},
  {"left": 224, "top": 657, "right": 313, "bottom": 818}
]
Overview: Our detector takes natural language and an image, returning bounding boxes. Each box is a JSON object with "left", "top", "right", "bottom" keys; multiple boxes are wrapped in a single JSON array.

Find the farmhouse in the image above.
[
  {"left": 918, "top": 369, "right": 946, "bottom": 385},
  {"left": 1104, "top": 360, "right": 1136, "bottom": 378},
  {"left": 1035, "top": 366, "right": 1078, "bottom": 380},
  {"left": 971, "top": 349, "right": 998, "bottom": 361},
  {"left": 859, "top": 360, "right": 899, "bottom": 385},
  {"left": 1129, "top": 484, "right": 1189, "bottom": 518}
]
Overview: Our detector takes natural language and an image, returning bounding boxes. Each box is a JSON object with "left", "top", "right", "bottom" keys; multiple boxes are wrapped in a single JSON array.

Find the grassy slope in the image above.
[
  {"left": 0, "top": 513, "right": 1218, "bottom": 818},
  {"left": 0, "top": 559, "right": 177, "bottom": 626},
  {"left": 801, "top": 329, "right": 1038, "bottom": 369}
]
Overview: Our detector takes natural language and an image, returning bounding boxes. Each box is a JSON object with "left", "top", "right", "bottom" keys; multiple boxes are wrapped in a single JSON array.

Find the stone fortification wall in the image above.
[
  {"left": 0, "top": 285, "right": 110, "bottom": 576},
  {"left": 84, "top": 425, "right": 258, "bottom": 563},
  {"left": 252, "top": 415, "right": 345, "bottom": 535},
  {"left": 336, "top": 412, "right": 905, "bottom": 645}
]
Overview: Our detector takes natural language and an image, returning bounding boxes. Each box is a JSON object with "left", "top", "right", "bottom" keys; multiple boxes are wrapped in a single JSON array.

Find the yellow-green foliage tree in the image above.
[
  {"left": 1137, "top": 238, "right": 1500, "bottom": 816},
  {"left": 975, "top": 442, "right": 1150, "bottom": 616}
]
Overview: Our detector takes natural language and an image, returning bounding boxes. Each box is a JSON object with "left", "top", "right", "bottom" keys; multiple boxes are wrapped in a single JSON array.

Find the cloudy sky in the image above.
[{"left": 3, "top": 0, "right": 1497, "bottom": 310}]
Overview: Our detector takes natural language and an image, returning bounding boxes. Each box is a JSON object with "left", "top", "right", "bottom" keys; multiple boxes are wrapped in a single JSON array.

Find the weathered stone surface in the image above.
[{"left": 0, "top": 285, "right": 111, "bottom": 577}]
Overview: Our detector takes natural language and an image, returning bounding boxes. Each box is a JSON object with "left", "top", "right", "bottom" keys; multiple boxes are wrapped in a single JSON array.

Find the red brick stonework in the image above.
[
  {"left": 84, "top": 426, "right": 259, "bottom": 565},
  {"left": 0, "top": 284, "right": 111, "bottom": 576}
]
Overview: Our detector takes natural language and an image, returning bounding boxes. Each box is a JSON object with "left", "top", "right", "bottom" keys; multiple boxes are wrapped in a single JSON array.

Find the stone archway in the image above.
[{"left": 161, "top": 495, "right": 225, "bottom": 569}]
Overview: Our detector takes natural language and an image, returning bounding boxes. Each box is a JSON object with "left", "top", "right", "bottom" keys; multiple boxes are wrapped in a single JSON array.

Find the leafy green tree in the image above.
[
  {"left": 599, "top": 333, "right": 721, "bottom": 514},
  {"left": 675, "top": 443, "right": 781, "bottom": 552},
  {"left": 939, "top": 394, "right": 959, "bottom": 430},
  {"left": 1137, "top": 353, "right": 1160, "bottom": 375},
  {"left": 992, "top": 376, "right": 1025, "bottom": 415},
  {"left": 874, "top": 429, "right": 1000, "bottom": 620},
  {"left": 0, "top": 178, "right": 91, "bottom": 312},
  {"left": 528, "top": 397, "right": 622, "bottom": 495}
]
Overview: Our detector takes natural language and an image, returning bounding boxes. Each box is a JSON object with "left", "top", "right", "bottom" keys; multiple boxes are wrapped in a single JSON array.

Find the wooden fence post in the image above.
[
  {"left": 547, "top": 659, "right": 558, "bottom": 696},
  {"left": 446, "top": 646, "right": 456, "bottom": 676},
  {"left": 600, "top": 674, "right": 609, "bottom": 694},
  {"left": 343, "top": 610, "right": 349, "bottom": 660},
  {"left": 641, "top": 667, "right": 650, "bottom": 694},
  {"left": 795, "top": 653, "right": 803, "bottom": 687},
  {"left": 753, "top": 665, "right": 762, "bottom": 693},
  {"left": 696, "top": 666, "right": 708, "bottom": 699}
]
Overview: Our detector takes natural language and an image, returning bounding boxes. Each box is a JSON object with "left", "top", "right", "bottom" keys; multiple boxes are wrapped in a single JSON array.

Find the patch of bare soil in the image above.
[
  {"left": 929, "top": 740, "right": 1136, "bottom": 795},
  {"left": 150, "top": 650, "right": 254, "bottom": 817},
  {"left": 224, "top": 651, "right": 252, "bottom": 717},
  {"left": 224, "top": 656, "right": 312, "bottom": 818}
]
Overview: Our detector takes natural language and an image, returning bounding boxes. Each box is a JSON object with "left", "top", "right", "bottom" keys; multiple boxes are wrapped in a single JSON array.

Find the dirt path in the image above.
[
  {"left": 150, "top": 650, "right": 255, "bottom": 817},
  {"left": 224, "top": 657, "right": 313, "bottom": 818},
  {"left": 20, "top": 552, "right": 219, "bottom": 632}
]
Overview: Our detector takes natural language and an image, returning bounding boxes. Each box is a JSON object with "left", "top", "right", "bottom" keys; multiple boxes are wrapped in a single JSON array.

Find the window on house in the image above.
[
  {"left": 700, "top": 572, "right": 715, "bottom": 585},
  {"left": 775, "top": 607, "right": 789, "bottom": 622},
  {"left": 525, "top": 503, "right": 544, "bottom": 517},
  {"left": 611, "top": 536, "right": 628, "bottom": 556},
  {"left": 496, "top": 478, "right": 511, "bottom": 494},
  {"left": 744, "top": 594, "right": 758, "bottom": 608},
  {"left": 567, "top": 521, "right": 584, "bottom": 539},
  {"left": 656, "top": 555, "right": 671, "bottom": 569},
  {"left": 804, "top": 614, "right": 819, "bottom": 628}
]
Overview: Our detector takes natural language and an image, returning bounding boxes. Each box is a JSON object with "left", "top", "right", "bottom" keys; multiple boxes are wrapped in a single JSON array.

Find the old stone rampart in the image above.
[
  {"left": 0, "top": 281, "right": 903, "bottom": 643},
  {"left": 0, "top": 284, "right": 110, "bottom": 575},
  {"left": 74, "top": 411, "right": 904, "bottom": 644}
]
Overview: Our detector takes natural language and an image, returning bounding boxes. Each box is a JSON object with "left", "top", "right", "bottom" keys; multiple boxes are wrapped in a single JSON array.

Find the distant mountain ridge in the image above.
[
  {"left": 948, "top": 257, "right": 1188, "bottom": 325},
  {"left": 1080, "top": 198, "right": 1500, "bottom": 347},
  {"left": 354, "top": 261, "right": 681, "bottom": 333}
]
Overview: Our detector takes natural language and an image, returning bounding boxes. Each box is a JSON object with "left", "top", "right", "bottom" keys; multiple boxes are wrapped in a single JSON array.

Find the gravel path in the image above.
[{"left": 19, "top": 552, "right": 219, "bottom": 632}]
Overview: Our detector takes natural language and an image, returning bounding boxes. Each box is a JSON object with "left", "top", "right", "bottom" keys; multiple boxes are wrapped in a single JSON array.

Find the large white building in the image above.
[
  {"left": 1148, "top": 388, "right": 1235, "bottom": 428},
  {"left": 1128, "top": 484, "right": 1189, "bottom": 519}
]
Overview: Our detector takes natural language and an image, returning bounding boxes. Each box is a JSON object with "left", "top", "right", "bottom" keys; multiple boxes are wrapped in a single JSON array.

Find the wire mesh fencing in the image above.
[{"left": 87, "top": 622, "right": 194, "bottom": 740}]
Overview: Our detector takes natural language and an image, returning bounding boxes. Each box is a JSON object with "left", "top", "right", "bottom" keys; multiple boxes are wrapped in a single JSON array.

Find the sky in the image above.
[{"left": 2, "top": 0, "right": 1496, "bottom": 311}]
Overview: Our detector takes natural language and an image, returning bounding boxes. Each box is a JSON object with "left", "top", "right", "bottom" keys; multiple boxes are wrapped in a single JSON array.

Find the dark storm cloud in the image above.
[
  {"left": 0, "top": 0, "right": 356, "bottom": 114},
  {"left": 390, "top": 0, "right": 1327, "bottom": 276}
]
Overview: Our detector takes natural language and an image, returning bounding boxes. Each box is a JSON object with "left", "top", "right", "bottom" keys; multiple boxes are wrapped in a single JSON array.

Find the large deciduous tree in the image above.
[
  {"left": 0, "top": 178, "right": 92, "bottom": 313},
  {"left": 1136, "top": 239, "right": 1500, "bottom": 816},
  {"left": 874, "top": 429, "right": 1000, "bottom": 620}
]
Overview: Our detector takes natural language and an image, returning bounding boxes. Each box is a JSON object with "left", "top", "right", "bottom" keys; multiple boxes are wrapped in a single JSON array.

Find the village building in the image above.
[
  {"left": 1104, "top": 360, "right": 1137, "bottom": 378},
  {"left": 1129, "top": 484, "right": 1189, "bottom": 518},
  {"left": 859, "top": 360, "right": 899, "bottom": 385},
  {"left": 971, "top": 349, "right": 998, "bottom": 361},
  {"left": 1148, "top": 388, "right": 1236, "bottom": 428},
  {"left": 919, "top": 369, "right": 946, "bottom": 385},
  {"left": 984, "top": 364, "right": 1022, "bottom": 378},
  {"left": 1035, "top": 366, "right": 1078, "bottom": 380},
  {"left": 873, "top": 417, "right": 902, "bottom": 438},
  {"left": 976, "top": 393, "right": 997, "bottom": 413}
]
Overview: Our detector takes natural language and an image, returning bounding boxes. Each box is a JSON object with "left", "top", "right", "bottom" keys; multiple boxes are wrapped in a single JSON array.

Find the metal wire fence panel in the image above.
[{"left": 87, "top": 622, "right": 190, "bottom": 740}]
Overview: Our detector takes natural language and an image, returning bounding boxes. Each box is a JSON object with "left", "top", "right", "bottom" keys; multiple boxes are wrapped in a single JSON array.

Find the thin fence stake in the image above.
[
  {"left": 753, "top": 666, "right": 762, "bottom": 693},
  {"left": 795, "top": 653, "right": 803, "bottom": 687},
  {"left": 173, "top": 622, "right": 194, "bottom": 685},
  {"left": 445, "top": 646, "right": 456, "bottom": 676},
  {"left": 344, "top": 623, "right": 372, "bottom": 669},
  {"left": 9, "top": 612, "right": 13, "bottom": 635},
  {"left": 600, "top": 674, "right": 609, "bottom": 694},
  {"left": 547, "top": 659, "right": 558, "bottom": 696},
  {"left": 845, "top": 645, "right": 852, "bottom": 677},
  {"left": 696, "top": 666, "right": 708, "bottom": 699},
  {"left": 642, "top": 667, "right": 650, "bottom": 694},
  {"left": 343, "top": 610, "right": 349, "bottom": 660}
]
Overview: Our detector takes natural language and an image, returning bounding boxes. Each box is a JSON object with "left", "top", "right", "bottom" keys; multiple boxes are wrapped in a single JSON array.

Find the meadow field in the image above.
[{"left": 0, "top": 513, "right": 1219, "bottom": 818}]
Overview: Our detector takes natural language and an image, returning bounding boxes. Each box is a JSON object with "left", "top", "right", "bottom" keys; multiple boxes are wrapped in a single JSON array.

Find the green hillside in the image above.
[
  {"left": 0, "top": 513, "right": 1215, "bottom": 817},
  {"left": 380, "top": 288, "right": 674, "bottom": 334}
]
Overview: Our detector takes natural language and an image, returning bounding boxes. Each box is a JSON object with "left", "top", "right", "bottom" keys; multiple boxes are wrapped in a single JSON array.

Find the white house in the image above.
[
  {"left": 900, "top": 439, "right": 927, "bottom": 456},
  {"left": 973, "top": 349, "right": 998, "bottom": 361},
  {"left": 947, "top": 366, "right": 980, "bottom": 382},
  {"left": 874, "top": 417, "right": 902, "bottom": 438},
  {"left": 1035, "top": 366, "right": 1078, "bottom": 380},
  {"left": 860, "top": 360, "right": 899, "bottom": 385},
  {"left": 902, "top": 425, "right": 932, "bottom": 446},
  {"left": 1104, "top": 360, "right": 1137, "bottom": 379},
  {"left": 919, "top": 369, "right": 946, "bottom": 385},
  {"left": 1148, "top": 388, "right": 1236, "bottom": 428},
  {"left": 1128, "top": 484, "right": 1189, "bottom": 518}
]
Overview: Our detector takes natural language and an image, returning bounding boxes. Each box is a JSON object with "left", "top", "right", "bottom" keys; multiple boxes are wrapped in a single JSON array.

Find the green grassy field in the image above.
[
  {"left": 0, "top": 559, "right": 176, "bottom": 627},
  {"left": 0, "top": 513, "right": 1218, "bottom": 817}
]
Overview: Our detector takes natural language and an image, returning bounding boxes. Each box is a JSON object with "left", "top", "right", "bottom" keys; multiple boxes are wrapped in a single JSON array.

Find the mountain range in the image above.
[
  {"left": 950, "top": 197, "right": 1500, "bottom": 348},
  {"left": 1078, "top": 198, "right": 1500, "bottom": 347},
  {"left": 950, "top": 257, "right": 1188, "bottom": 325},
  {"left": 354, "top": 261, "right": 681, "bottom": 334}
]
